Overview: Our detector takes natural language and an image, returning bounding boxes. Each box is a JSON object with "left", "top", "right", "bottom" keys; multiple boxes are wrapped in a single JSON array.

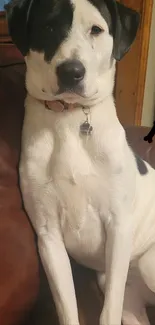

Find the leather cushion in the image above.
[{"left": 0, "top": 50, "right": 39, "bottom": 325}]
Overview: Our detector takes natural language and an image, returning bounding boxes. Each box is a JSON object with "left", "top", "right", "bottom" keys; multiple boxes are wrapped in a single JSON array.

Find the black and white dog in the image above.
[{"left": 6, "top": 1, "right": 155, "bottom": 324}]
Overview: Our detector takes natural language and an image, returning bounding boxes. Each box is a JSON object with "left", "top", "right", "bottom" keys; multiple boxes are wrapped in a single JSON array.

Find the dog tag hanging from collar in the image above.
[
  {"left": 80, "top": 121, "right": 93, "bottom": 135},
  {"left": 80, "top": 107, "right": 93, "bottom": 136}
]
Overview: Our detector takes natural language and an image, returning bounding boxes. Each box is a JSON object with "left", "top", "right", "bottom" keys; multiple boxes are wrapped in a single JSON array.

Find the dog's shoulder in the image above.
[{"left": 21, "top": 95, "right": 54, "bottom": 169}]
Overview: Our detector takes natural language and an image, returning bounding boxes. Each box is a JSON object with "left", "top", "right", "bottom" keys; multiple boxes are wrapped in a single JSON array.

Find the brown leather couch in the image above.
[{"left": 0, "top": 45, "right": 155, "bottom": 325}]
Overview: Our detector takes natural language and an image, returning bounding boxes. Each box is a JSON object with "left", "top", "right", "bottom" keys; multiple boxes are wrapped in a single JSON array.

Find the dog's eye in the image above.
[{"left": 91, "top": 25, "right": 103, "bottom": 36}]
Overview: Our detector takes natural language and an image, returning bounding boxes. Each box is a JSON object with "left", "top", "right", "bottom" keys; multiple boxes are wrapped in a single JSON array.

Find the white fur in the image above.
[{"left": 20, "top": 0, "right": 155, "bottom": 324}]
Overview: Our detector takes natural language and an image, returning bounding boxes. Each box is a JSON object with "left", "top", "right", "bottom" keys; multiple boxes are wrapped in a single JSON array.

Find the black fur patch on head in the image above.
[
  {"left": 134, "top": 154, "right": 148, "bottom": 176},
  {"left": 6, "top": 0, "right": 74, "bottom": 62},
  {"left": 29, "top": 0, "right": 74, "bottom": 62},
  {"left": 88, "top": 0, "right": 140, "bottom": 60}
]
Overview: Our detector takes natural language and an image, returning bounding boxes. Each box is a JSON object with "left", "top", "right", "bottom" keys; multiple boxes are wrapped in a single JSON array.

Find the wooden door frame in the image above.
[
  {"left": 135, "top": 0, "right": 153, "bottom": 125},
  {"left": 115, "top": 0, "right": 153, "bottom": 126}
]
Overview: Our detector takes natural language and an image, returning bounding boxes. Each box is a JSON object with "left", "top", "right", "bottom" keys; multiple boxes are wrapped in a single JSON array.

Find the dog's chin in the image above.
[
  {"left": 55, "top": 88, "right": 100, "bottom": 105},
  {"left": 33, "top": 86, "right": 99, "bottom": 106}
]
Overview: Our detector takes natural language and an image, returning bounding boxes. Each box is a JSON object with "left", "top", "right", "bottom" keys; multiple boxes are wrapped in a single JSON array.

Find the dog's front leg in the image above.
[
  {"left": 38, "top": 232, "right": 79, "bottom": 325},
  {"left": 100, "top": 221, "right": 132, "bottom": 325}
]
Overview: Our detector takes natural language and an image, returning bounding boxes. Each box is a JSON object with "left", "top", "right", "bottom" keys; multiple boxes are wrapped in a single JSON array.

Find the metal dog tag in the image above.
[{"left": 80, "top": 121, "right": 93, "bottom": 135}]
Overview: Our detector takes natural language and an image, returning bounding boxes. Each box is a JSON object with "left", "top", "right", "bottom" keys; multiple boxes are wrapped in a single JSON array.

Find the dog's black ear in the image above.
[
  {"left": 5, "top": 0, "right": 35, "bottom": 56},
  {"left": 107, "top": 1, "right": 140, "bottom": 61}
]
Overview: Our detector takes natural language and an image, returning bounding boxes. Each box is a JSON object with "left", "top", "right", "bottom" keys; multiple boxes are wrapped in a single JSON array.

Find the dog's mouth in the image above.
[
  {"left": 57, "top": 85, "right": 85, "bottom": 98},
  {"left": 55, "top": 84, "right": 88, "bottom": 104},
  {"left": 57, "top": 92, "right": 85, "bottom": 104},
  {"left": 42, "top": 86, "right": 99, "bottom": 106}
]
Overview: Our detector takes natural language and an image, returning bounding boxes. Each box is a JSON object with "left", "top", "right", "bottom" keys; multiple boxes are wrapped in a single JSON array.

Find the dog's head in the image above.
[{"left": 6, "top": 0, "right": 140, "bottom": 105}]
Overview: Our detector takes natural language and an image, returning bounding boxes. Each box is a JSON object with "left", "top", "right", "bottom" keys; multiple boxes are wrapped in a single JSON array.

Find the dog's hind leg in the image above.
[
  {"left": 122, "top": 282, "right": 150, "bottom": 325},
  {"left": 138, "top": 244, "right": 155, "bottom": 293}
]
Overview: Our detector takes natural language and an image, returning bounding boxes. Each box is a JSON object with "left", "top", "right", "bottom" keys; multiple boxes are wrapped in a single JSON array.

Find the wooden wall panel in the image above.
[{"left": 115, "top": 0, "right": 153, "bottom": 126}]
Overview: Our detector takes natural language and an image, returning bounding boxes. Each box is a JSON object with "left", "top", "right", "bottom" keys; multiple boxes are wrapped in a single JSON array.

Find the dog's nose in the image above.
[{"left": 56, "top": 60, "right": 85, "bottom": 88}]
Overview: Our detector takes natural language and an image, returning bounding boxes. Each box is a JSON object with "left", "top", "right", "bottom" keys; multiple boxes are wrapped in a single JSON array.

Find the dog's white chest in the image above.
[
  {"left": 20, "top": 99, "right": 122, "bottom": 270},
  {"left": 49, "top": 132, "right": 109, "bottom": 270},
  {"left": 60, "top": 197, "right": 106, "bottom": 270}
]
